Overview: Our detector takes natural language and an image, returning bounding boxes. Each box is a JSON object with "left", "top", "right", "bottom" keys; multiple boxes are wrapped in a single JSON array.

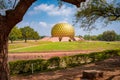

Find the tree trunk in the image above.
[
  {"left": 0, "top": 34, "right": 9, "bottom": 80},
  {"left": 25, "top": 38, "right": 27, "bottom": 43},
  {"left": 0, "top": 0, "right": 36, "bottom": 80},
  {"left": 10, "top": 40, "right": 13, "bottom": 44},
  {"left": 0, "top": 22, "right": 10, "bottom": 80}
]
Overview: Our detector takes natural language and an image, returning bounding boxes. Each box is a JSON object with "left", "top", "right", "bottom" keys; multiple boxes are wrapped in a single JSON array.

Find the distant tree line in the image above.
[
  {"left": 83, "top": 30, "right": 120, "bottom": 41},
  {"left": 9, "top": 26, "right": 40, "bottom": 43}
]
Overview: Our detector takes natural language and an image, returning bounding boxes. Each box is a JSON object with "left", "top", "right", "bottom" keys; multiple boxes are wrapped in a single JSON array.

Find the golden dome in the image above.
[{"left": 51, "top": 23, "right": 75, "bottom": 37}]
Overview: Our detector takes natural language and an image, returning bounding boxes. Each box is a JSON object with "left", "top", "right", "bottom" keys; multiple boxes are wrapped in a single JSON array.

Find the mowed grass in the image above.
[
  {"left": 8, "top": 41, "right": 120, "bottom": 53},
  {"left": 8, "top": 40, "right": 51, "bottom": 50}
]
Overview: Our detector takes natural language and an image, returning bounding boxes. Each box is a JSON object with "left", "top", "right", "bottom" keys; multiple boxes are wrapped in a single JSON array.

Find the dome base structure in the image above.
[
  {"left": 58, "top": 37, "right": 76, "bottom": 42},
  {"left": 40, "top": 37, "right": 84, "bottom": 42}
]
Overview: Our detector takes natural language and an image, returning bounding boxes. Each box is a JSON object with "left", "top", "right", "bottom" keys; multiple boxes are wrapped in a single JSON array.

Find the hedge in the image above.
[{"left": 9, "top": 49, "right": 120, "bottom": 75}]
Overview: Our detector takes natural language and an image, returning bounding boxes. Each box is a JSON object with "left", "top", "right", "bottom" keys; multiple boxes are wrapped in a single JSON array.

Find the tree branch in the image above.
[
  {"left": 6, "top": 0, "right": 36, "bottom": 28},
  {"left": 62, "top": 0, "right": 86, "bottom": 7},
  {"left": 13, "top": 0, "right": 17, "bottom": 9}
]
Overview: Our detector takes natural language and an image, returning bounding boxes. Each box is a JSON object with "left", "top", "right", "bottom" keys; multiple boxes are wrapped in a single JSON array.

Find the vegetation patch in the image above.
[
  {"left": 9, "top": 49, "right": 120, "bottom": 75},
  {"left": 9, "top": 41, "right": 120, "bottom": 52}
]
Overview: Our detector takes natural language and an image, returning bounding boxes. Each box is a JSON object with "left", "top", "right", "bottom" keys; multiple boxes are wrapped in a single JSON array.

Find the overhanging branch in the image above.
[
  {"left": 6, "top": 0, "right": 36, "bottom": 27},
  {"left": 62, "top": 0, "right": 86, "bottom": 7}
]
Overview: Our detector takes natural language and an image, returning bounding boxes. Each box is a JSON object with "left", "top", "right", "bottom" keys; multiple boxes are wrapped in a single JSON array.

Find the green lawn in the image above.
[
  {"left": 8, "top": 41, "right": 51, "bottom": 50},
  {"left": 8, "top": 41, "right": 120, "bottom": 53}
]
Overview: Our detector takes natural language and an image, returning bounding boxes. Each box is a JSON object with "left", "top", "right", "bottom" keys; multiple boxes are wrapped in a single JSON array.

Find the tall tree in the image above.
[
  {"left": 84, "top": 35, "right": 91, "bottom": 40},
  {"left": 116, "top": 35, "right": 120, "bottom": 41},
  {"left": 102, "top": 30, "right": 117, "bottom": 41},
  {"left": 9, "top": 27, "right": 22, "bottom": 43},
  {"left": 20, "top": 26, "right": 34, "bottom": 43},
  {"left": 32, "top": 31, "right": 40, "bottom": 41},
  {"left": 97, "top": 34, "right": 103, "bottom": 41},
  {"left": 0, "top": 0, "right": 36, "bottom": 79},
  {"left": 0, "top": 0, "right": 84, "bottom": 79}
]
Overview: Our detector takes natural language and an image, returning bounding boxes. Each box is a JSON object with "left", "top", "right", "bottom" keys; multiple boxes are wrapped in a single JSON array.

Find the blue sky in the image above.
[{"left": 16, "top": 0, "right": 120, "bottom": 36}]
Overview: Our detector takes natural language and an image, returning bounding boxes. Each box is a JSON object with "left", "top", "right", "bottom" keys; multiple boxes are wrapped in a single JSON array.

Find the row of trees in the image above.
[
  {"left": 9, "top": 26, "right": 40, "bottom": 43},
  {"left": 83, "top": 30, "right": 120, "bottom": 41}
]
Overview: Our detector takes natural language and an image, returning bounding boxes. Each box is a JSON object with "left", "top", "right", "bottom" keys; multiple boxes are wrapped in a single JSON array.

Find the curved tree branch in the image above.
[
  {"left": 62, "top": 0, "right": 86, "bottom": 7},
  {"left": 6, "top": 0, "right": 36, "bottom": 28}
]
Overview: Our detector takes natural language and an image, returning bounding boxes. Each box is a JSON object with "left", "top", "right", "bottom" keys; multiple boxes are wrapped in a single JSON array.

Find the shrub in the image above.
[
  {"left": 9, "top": 49, "right": 120, "bottom": 75},
  {"left": 9, "top": 59, "right": 47, "bottom": 75},
  {"left": 47, "top": 57, "right": 61, "bottom": 69}
]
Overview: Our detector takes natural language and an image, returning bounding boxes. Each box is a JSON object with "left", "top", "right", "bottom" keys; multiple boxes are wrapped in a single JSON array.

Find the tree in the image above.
[
  {"left": 0, "top": 0, "right": 36, "bottom": 79},
  {"left": 84, "top": 31, "right": 119, "bottom": 41},
  {"left": 40, "top": 36, "right": 46, "bottom": 39},
  {"left": 84, "top": 35, "right": 90, "bottom": 40},
  {"left": 75, "top": 0, "right": 120, "bottom": 30},
  {"left": 84, "top": 35, "right": 98, "bottom": 40},
  {"left": 32, "top": 31, "right": 40, "bottom": 41},
  {"left": 116, "top": 35, "right": 120, "bottom": 41},
  {"left": 20, "top": 26, "right": 35, "bottom": 42},
  {"left": 90, "top": 35, "right": 98, "bottom": 40},
  {"left": 9, "top": 27, "right": 22, "bottom": 43},
  {"left": 102, "top": 30, "right": 117, "bottom": 41},
  {"left": 97, "top": 34, "right": 103, "bottom": 41},
  {"left": 0, "top": 0, "right": 84, "bottom": 79}
]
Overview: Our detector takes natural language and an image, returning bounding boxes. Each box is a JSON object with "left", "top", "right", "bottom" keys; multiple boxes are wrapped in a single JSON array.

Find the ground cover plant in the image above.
[
  {"left": 9, "top": 49, "right": 120, "bottom": 75},
  {"left": 9, "top": 41, "right": 120, "bottom": 53}
]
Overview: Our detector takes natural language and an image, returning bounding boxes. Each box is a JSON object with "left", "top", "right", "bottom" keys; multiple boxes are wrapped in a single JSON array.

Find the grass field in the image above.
[
  {"left": 8, "top": 40, "right": 120, "bottom": 53},
  {"left": 8, "top": 41, "right": 51, "bottom": 50}
]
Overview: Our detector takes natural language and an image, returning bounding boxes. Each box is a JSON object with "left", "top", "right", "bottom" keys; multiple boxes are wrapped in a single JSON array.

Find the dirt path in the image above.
[
  {"left": 11, "top": 56, "right": 120, "bottom": 80},
  {"left": 8, "top": 50, "right": 98, "bottom": 61}
]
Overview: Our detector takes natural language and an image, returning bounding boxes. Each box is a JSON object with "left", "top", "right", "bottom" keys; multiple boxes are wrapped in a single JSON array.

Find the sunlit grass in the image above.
[
  {"left": 8, "top": 40, "right": 51, "bottom": 50},
  {"left": 8, "top": 41, "right": 120, "bottom": 53}
]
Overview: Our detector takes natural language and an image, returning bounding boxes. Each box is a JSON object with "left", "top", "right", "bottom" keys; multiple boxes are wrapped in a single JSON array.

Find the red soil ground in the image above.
[{"left": 8, "top": 50, "right": 97, "bottom": 61}]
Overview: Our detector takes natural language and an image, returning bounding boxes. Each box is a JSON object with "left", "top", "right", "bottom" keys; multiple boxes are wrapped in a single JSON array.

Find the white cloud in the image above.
[
  {"left": 57, "top": 18, "right": 69, "bottom": 23},
  {"left": 34, "top": 4, "right": 54, "bottom": 11},
  {"left": 16, "top": 22, "right": 30, "bottom": 28},
  {"left": 28, "top": 4, "right": 76, "bottom": 16},
  {"left": 39, "top": 21, "right": 47, "bottom": 27},
  {"left": 58, "top": 20, "right": 68, "bottom": 23}
]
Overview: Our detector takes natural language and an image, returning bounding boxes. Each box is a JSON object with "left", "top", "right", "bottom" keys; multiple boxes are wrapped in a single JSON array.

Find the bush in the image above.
[
  {"left": 9, "top": 49, "right": 120, "bottom": 75},
  {"left": 9, "top": 59, "right": 47, "bottom": 75},
  {"left": 47, "top": 57, "right": 61, "bottom": 69}
]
